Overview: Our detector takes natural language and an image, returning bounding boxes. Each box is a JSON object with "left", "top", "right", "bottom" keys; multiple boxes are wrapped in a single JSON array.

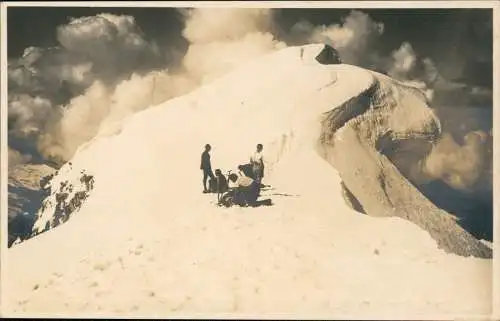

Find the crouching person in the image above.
[
  {"left": 227, "top": 173, "right": 260, "bottom": 207},
  {"left": 209, "top": 168, "right": 229, "bottom": 200},
  {"left": 208, "top": 169, "right": 229, "bottom": 193}
]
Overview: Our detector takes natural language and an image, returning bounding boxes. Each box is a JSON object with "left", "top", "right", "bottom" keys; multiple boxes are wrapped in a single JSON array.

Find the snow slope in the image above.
[{"left": 4, "top": 44, "right": 492, "bottom": 318}]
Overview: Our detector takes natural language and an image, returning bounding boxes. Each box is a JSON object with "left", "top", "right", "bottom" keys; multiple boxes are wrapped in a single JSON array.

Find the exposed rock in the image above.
[
  {"left": 318, "top": 74, "right": 492, "bottom": 258},
  {"left": 8, "top": 162, "right": 95, "bottom": 247},
  {"left": 315, "top": 44, "right": 342, "bottom": 65},
  {"left": 8, "top": 164, "right": 56, "bottom": 247},
  {"left": 34, "top": 170, "right": 94, "bottom": 235}
]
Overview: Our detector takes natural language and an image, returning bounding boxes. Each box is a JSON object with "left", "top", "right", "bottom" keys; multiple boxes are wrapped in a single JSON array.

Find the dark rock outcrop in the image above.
[
  {"left": 315, "top": 44, "right": 342, "bottom": 65},
  {"left": 9, "top": 166, "right": 95, "bottom": 247},
  {"left": 8, "top": 164, "right": 55, "bottom": 247},
  {"left": 39, "top": 172, "right": 94, "bottom": 232}
]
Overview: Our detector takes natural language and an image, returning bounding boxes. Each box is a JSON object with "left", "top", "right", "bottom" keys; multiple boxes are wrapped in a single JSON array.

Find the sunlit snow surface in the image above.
[{"left": 5, "top": 44, "right": 492, "bottom": 319}]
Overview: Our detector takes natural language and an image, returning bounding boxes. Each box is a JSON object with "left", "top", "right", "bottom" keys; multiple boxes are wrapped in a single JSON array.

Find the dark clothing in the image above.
[
  {"left": 216, "top": 174, "right": 229, "bottom": 194},
  {"left": 209, "top": 177, "right": 217, "bottom": 193},
  {"left": 209, "top": 173, "right": 229, "bottom": 202},
  {"left": 218, "top": 179, "right": 262, "bottom": 207},
  {"left": 232, "top": 181, "right": 261, "bottom": 206},
  {"left": 238, "top": 163, "right": 255, "bottom": 179},
  {"left": 200, "top": 151, "right": 211, "bottom": 170},
  {"left": 201, "top": 150, "right": 214, "bottom": 192},
  {"left": 203, "top": 168, "right": 215, "bottom": 192},
  {"left": 252, "top": 163, "right": 264, "bottom": 184}
]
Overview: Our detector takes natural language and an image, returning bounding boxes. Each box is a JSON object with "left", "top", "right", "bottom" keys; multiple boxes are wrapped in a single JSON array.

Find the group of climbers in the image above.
[{"left": 200, "top": 143, "right": 265, "bottom": 207}]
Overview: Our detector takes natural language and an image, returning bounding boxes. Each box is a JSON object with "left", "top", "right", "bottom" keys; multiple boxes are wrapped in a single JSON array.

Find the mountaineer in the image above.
[
  {"left": 200, "top": 144, "right": 215, "bottom": 193},
  {"left": 209, "top": 168, "right": 229, "bottom": 194},
  {"left": 227, "top": 173, "right": 260, "bottom": 207},
  {"left": 250, "top": 143, "right": 265, "bottom": 185}
]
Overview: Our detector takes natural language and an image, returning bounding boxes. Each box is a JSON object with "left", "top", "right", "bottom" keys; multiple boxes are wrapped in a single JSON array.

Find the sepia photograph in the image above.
[{"left": 1, "top": 1, "right": 497, "bottom": 319}]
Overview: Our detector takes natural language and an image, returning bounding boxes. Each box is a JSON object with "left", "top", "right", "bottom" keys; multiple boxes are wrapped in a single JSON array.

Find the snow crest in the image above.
[{"left": 5, "top": 44, "right": 492, "bottom": 318}]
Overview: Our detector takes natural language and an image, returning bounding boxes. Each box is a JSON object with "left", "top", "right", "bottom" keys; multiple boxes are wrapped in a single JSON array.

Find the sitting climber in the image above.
[
  {"left": 215, "top": 169, "right": 229, "bottom": 194},
  {"left": 226, "top": 173, "right": 260, "bottom": 207},
  {"left": 208, "top": 176, "right": 218, "bottom": 193},
  {"left": 208, "top": 169, "right": 229, "bottom": 194},
  {"left": 238, "top": 164, "right": 254, "bottom": 179}
]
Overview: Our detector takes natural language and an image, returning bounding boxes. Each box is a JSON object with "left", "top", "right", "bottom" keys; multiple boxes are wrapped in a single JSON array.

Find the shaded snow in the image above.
[{"left": 4, "top": 44, "right": 492, "bottom": 318}]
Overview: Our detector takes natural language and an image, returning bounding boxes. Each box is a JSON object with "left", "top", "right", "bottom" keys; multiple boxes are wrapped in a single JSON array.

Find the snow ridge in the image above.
[
  {"left": 25, "top": 44, "right": 490, "bottom": 258},
  {"left": 5, "top": 44, "right": 492, "bottom": 318}
]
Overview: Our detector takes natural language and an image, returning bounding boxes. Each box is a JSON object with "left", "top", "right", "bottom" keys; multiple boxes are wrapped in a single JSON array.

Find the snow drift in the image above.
[{"left": 4, "top": 44, "right": 492, "bottom": 318}]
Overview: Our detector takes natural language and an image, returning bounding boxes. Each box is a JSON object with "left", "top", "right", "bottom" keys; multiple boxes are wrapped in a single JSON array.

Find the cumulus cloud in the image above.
[
  {"left": 180, "top": 8, "right": 285, "bottom": 84},
  {"left": 8, "top": 148, "right": 32, "bottom": 169},
  {"left": 388, "top": 42, "right": 419, "bottom": 80},
  {"left": 181, "top": 8, "right": 275, "bottom": 44},
  {"left": 289, "top": 10, "right": 385, "bottom": 69},
  {"left": 8, "top": 9, "right": 286, "bottom": 164},
  {"left": 301, "top": 12, "right": 493, "bottom": 195},
  {"left": 183, "top": 33, "right": 285, "bottom": 84},
  {"left": 7, "top": 13, "right": 169, "bottom": 164},
  {"left": 8, "top": 94, "right": 53, "bottom": 138},
  {"left": 56, "top": 13, "right": 163, "bottom": 81},
  {"left": 287, "top": 11, "right": 448, "bottom": 93},
  {"left": 36, "top": 81, "right": 112, "bottom": 161},
  {"left": 7, "top": 9, "right": 417, "bottom": 166},
  {"left": 422, "top": 131, "right": 490, "bottom": 191}
]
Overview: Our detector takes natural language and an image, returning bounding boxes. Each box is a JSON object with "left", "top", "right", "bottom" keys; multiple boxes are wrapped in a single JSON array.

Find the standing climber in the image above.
[
  {"left": 250, "top": 143, "right": 265, "bottom": 185},
  {"left": 201, "top": 144, "right": 215, "bottom": 193}
]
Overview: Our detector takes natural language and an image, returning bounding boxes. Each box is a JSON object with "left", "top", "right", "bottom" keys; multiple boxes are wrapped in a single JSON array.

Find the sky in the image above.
[{"left": 7, "top": 7, "right": 493, "bottom": 86}]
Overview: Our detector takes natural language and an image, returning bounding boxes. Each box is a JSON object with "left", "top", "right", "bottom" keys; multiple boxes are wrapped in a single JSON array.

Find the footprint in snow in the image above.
[
  {"left": 93, "top": 261, "right": 111, "bottom": 271},
  {"left": 95, "top": 290, "right": 109, "bottom": 298},
  {"left": 117, "top": 256, "right": 125, "bottom": 268},
  {"left": 127, "top": 244, "right": 144, "bottom": 256},
  {"left": 129, "top": 248, "right": 142, "bottom": 256},
  {"left": 44, "top": 279, "right": 55, "bottom": 288}
]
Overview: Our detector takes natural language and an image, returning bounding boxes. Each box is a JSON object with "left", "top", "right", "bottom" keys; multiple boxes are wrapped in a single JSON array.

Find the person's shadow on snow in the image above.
[{"left": 249, "top": 199, "right": 273, "bottom": 207}]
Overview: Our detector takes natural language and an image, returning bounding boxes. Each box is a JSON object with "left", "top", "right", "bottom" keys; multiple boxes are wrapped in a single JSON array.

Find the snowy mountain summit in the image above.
[{"left": 6, "top": 44, "right": 492, "bottom": 318}]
